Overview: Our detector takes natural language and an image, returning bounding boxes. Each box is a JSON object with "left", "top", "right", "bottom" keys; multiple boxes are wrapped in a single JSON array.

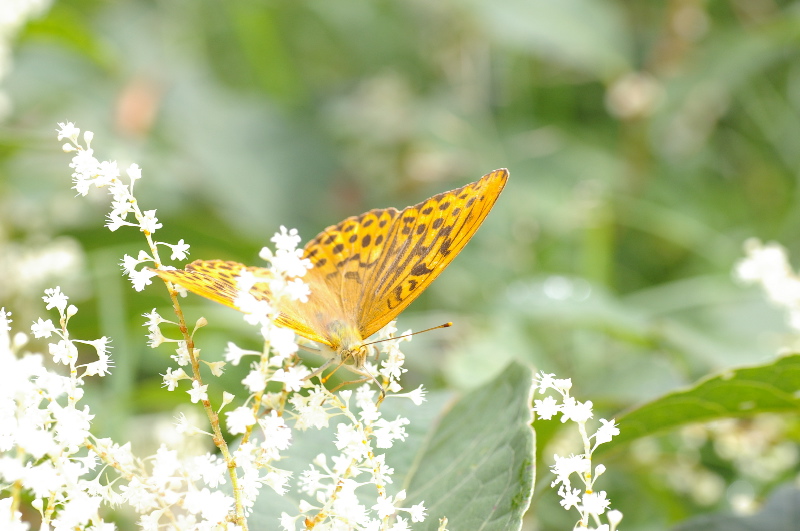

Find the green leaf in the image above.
[
  {"left": 673, "top": 484, "right": 800, "bottom": 531},
  {"left": 602, "top": 353, "right": 800, "bottom": 450},
  {"left": 405, "top": 361, "right": 536, "bottom": 531},
  {"left": 247, "top": 389, "right": 455, "bottom": 527},
  {"left": 248, "top": 361, "right": 536, "bottom": 529}
]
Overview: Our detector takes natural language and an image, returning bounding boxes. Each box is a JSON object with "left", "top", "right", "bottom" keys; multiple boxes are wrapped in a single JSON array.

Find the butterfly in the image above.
[{"left": 154, "top": 168, "right": 508, "bottom": 380}]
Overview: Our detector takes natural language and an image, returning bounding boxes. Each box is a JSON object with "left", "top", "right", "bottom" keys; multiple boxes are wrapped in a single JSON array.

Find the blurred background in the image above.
[{"left": 2, "top": 0, "right": 800, "bottom": 529}]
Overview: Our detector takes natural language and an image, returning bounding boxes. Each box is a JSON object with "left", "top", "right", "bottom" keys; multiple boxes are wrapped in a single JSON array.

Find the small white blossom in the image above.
[
  {"left": 139, "top": 210, "right": 162, "bottom": 234},
  {"left": 43, "top": 286, "right": 69, "bottom": 312},
  {"left": 223, "top": 342, "right": 252, "bottom": 365},
  {"left": 226, "top": 406, "right": 257, "bottom": 435},
  {"left": 271, "top": 365, "right": 311, "bottom": 393},
  {"left": 271, "top": 226, "right": 302, "bottom": 252},
  {"left": 57, "top": 121, "right": 80, "bottom": 142},
  {"left": 129, "top": 267, "right": 158, "bottom": 292},
  {"left": 533, "top": 395, "right": 561, "bottom": 420},
  {"left": 593, "top": 419, "right": 619, "bottom": 446},
  {"left": 31, "top": 318, "right": 57, "bottom": 338},
  {"left": 187, "top": 380, "right": 208, "bottom": 403},
  {"left": 162, "top": 367, "right": 188, "bottom": 391},
  {"left": 560, "top": 397, "right": 593, "bottom": 424},
  {"left": 167, "top": 239, "right": 190, "bottom": 261}
]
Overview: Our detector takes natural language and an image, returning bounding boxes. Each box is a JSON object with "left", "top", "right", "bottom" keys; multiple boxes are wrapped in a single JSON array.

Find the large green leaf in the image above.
[
  {"left": 602, "top": 353, "right": 800, "bottom": 450},
  {"left": 404, "top": 361, "right": 535, "bottom": 531},
  {"left": 248, "top": 361, "right": 536, "bottom": 529}
]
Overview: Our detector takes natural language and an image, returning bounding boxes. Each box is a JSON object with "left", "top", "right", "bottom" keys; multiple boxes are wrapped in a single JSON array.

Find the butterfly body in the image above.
[{"left": 154, "top": 169, "right": 508, "bottom": 370}]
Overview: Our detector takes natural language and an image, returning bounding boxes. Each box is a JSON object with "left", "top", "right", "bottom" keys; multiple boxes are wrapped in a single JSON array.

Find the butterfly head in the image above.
[{"left": 326, "top": 320, "right": 370, "bottom": 369}]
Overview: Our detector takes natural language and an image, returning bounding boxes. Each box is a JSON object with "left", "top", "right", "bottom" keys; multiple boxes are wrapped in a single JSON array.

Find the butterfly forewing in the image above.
[{"left": 356, "top": 168, "right": 508, "bottom": 338}]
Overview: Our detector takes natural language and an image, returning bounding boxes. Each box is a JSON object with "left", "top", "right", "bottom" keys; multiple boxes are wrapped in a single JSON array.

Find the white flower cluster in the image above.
[
  {"left": 282, "top": 384, "right": 427, "bottom": 531},
  {"left": 532, "top": 372, "right": 622, "bottom": 531},
  {"left": 734, "top": 238, "right": 800, "bottom": 330},
  {"left": 58, "top": 122, "right": 187, "bottom": 292},
  {"left": 0, "top": 291, "right": 243, "bottom": 530},
  {"left": 233, "top": 226, "right": 313, "bottom": 329}
]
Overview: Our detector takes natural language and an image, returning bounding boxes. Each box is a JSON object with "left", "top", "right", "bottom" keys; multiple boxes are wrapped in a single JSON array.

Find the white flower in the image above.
[
  {"left": 268, "top": 326, "right": 299, "bottom": 358},
  {"left": 120, "top": 254, "right": 142, "bottom": 275},
  {"left": 223, "top": 342, "right": 252, "bottom": 365},
  {"left": 271, "top": 365, "right": 311, "bottom": 393},
  {"left": 290, "top": 387, "right": 330, "bottom": 430},
  {"left": 226, "top": 406, "right": 257, "bottom": 435},
  {"left": 43, "top": 286, "right": 69, "bottom": 312},
  {"left": 187, "top": 380, "right": 208, "bottom": 403},
  {"left": 581, "top": 491, "right": 610, "bottom": 515},
  {"left": 533, "top": 395, "right": 561, "bottom": 420},
  {"left": 83, "top": 351, "right": 113, "bottom": 377},
  {"left": 372, "top": 494, "right": 399, "bottom": 519},
  {"left": 335, "top": 423, "right": 371, "bottom": 460},
  {"left": 265, "top": 468, "right": 292, "bottom": 496},
  {"left": 593, "top": 418, "right": 619, "bottom": 446},
  {"left": 534, "top": 371, "right": 557, "bottom": 392},
  {"left": 139, "top": 210, "right": 162, "bottom": 234},
  {"left": 735, "top": 239, "right": 790, "bottom": 283},
  {"left": 280, "top": 512, "right": 300, "bottom": 531},
  {"left": 242, "top": 367, "right": 267, "bottom": 393},
  {"left": 408, "top": 502, "right": 427, "bottom": 522},
  {"left": 31, "top": 318, "right": 57, "bottom": 338},
  {"left": 49, "top": 339, "right": 78, "bottom": 365},
  {"left": 129, "top": 267, "right": 157, "bottom": 292},
  {"left": 379, "top": 348, "right": 406, "bottom": 382},
  {"left": 184, "top": 488, "right": 234, "bottom": 523},
  {"left": 269, "top": 249, "right": 312, "bottom": 278},
  {"left": 57, "top": 122, "right": 80, "bottom": 142},
  {"left": 402, "top": 385, "right": 426, "bottom": 405},
  {"left": 127, "top": 163, "right": 142, "bottom": 182},
  {"left": 298, "top": 464, "right": 326, "bottom": 496},
  {"left": 607, "top": 509, "right": 623, "bottom": 527},
  {"left": 96, "top": 160, "right": 120, "bottom": 186},
  {"left": 167, "top": 239, "right": 190, "bottom": 261},
  {"left": 560, "top": 396, "right": 593, "bottom": 424},
  {"left": 372, "top": 416, "right": 409, "bottom": 448},
  {"left": 271, "top": 226, "right": 302, "bottom": 252},
  {"left": 146, "top": 324, "right": 165, "bottom": 348},
  {"left": 53, "top": 405, "right": 93, "bottom": 446},
  {"left": 558, "top": 484, "right": 581, "bottom": 510},
  {"left": 259, "top": 410, "right": 292, "bottom": 454},
  {"left": 0, "top": 496, "right": 26, "bottom": 531},
  {"left": 142, "top": 308, "right": 164, "bottom": 326},
  {"left": 285, "top": 278, "right": 311, "bottom": 302},
  {"left": 190, "top": 453, "right": 228, "bottom": 489},
  {"left": 389, "top": 516, "right": 412, "bottom": 530},
  {"left": 550, "top": 454, "right": 590, "bottom": 488},
  {"left": 161, "top": 367, "right": 187, "bottom": 390}
]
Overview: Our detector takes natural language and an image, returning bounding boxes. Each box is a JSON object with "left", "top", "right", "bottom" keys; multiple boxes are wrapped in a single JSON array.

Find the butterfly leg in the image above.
[
  {"left": 299, "top": 353, "right": 386, "bottom": 404},
  {"left": 329, "top": 369, "right": 386, "bottom": 406}
]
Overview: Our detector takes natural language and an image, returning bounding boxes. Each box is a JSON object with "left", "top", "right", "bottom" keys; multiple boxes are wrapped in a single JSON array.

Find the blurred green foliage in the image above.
[{"left": 2, "top": 0, "right": 800, "bottom": 529}]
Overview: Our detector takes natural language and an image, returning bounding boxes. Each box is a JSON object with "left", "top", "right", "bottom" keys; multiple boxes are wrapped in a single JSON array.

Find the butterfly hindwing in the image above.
[
  {"left": 154, "top": 260, "right": 264, "bottom": 310},
  {"left": 153, "top": 260, "right": 330, "bottom": 346}
]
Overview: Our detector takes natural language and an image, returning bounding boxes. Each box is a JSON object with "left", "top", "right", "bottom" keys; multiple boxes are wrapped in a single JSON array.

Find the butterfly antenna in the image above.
[{"left": 362, "top": 322, "right": 452, "bottom": 348}]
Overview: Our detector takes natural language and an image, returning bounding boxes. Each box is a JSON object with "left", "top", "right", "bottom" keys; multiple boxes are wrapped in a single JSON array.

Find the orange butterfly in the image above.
[{"left": 154, "top": 169, "right": 508, "bottom": 377}]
